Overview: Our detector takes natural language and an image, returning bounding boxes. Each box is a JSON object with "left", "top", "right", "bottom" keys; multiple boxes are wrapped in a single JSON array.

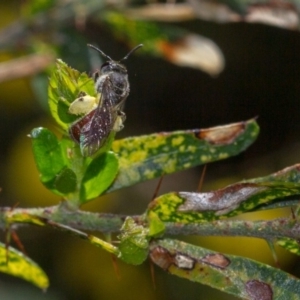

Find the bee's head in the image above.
[
  {"left": 100, "top": 60, "right": 127, "bottom": 75},
  {"left": 87, "top": 43, "right": 143, "bottom": 73}
]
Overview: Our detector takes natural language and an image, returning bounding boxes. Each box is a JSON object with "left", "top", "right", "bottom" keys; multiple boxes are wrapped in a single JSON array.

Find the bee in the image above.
[{"left": 69, "top": 43, "right": 143, "bottom": 157}]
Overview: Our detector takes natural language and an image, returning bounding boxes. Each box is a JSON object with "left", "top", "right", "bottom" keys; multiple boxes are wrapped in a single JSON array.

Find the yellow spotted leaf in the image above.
[
  {"left": 0, "top": 243, "right": 49, "bottom": 289},
  {"left": 108, "top": 119, "right": 259, "bottom": 193}
]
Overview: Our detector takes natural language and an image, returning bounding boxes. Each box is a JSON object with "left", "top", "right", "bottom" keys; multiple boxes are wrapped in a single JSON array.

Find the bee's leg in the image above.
[{"left": 113, "top": 111, "right": 126, "bottom": 131}]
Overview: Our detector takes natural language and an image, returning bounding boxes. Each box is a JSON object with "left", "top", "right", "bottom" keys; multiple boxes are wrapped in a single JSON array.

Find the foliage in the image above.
[
  {"left": 0, "top": 58, "right": 300, "bottom": 299},
  {"left": 1, "top": 1, "right": 300, "bottom": 298}
]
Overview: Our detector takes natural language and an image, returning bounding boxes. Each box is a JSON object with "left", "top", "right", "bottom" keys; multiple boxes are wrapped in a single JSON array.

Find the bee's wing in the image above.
[{"left": 79, "top": 77, "right": 119, "bottom": 156}]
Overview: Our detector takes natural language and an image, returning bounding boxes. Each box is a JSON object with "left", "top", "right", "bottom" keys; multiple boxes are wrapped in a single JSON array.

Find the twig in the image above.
[
  {"left": 164, "top": 218, "right": 300, "bottom": 240},
  {"left": 1, "top": 205, "right": 300, "bottom": 242},
  {"left": 0, "top": 53, "right": 55, "bottom": 83}
]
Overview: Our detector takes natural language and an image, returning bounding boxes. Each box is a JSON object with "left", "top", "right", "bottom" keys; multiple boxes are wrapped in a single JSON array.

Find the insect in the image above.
[{"left": 69, "top": 43, "right": 143, "bottom": 157}]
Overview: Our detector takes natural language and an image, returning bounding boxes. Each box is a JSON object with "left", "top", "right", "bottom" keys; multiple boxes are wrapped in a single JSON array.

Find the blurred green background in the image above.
[{"left": 0, "top": 0, "right": 300, "bottom": 299}]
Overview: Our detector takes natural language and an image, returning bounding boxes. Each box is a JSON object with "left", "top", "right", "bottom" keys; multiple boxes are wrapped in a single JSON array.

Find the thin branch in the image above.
[
  {"left": 0, "top": 53, "right": 55, "bottom": 83},
  {"left": 0, "top": 206, "right": 127, "bottom": 233},
  {"left": 1, "top": 205, "right": 300, "bottom": 242},
  {"left": 164, "top": 218, "right": 300, "bottom": 240}
]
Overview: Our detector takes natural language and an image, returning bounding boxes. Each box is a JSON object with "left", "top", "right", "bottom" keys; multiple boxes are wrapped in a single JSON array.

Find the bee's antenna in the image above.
[
  {"left": 120, "top": 44, "right": 143, "bottom": 62},
  {"left": 87, "top": 44, "right": 113, "bottom": 61}
]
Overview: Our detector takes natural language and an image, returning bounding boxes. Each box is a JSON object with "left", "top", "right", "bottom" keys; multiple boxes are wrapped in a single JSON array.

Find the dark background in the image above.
[{"left": 0, "top": 5, "right": 300, "bottom": 299}]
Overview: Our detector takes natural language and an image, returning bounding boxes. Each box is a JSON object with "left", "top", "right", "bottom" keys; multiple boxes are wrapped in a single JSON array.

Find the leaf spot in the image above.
[
  {"left": 246, "top": 280, "right": 273, "bottom": 300},
  {"left": 149, "top": 246, "right": 173, "bottom": 271},
  {"left": 174, "top": 253, "right": 195, "bottom": 270},
  {"left": 201, "top": 253, "right": 230, "bottom": 269},
  {"left": 196, "top": 122, "right": 246, "bottom": 145}
]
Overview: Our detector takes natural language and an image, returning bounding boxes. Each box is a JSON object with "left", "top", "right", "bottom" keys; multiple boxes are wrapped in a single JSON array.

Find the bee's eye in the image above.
[{"left": 101, "top": 62, "right": 111, "bottom": 70}]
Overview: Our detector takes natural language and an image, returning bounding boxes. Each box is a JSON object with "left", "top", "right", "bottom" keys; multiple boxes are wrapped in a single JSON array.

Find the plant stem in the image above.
[
  {"left": 164, "top": 218, "right": 299, "bottom": 240},
  {"left": 0, "top": 206, "right": 126, "bottom": 233},
  {"left": 0, "top": 206, "right": 299, "bottom": 241}
]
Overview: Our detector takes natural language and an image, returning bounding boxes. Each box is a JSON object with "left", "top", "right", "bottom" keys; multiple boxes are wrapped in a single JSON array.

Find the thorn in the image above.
[
  {"left": 5, "top": 202, "right": 21, "bottom": 263},
  {"left": 104, "top": 233, "right": 121, "bottom": 279},
  {"left": 10, "top": 202, "right": 19, "bottom": 211},
  {"left": 11, "top": 230, "right": 27, "bottom": 256},
  {"left": 150, "top": 259, "right": 156, "bottom": 290},
  {"left": 151, "top": 175, "right": 164, "bottom": 201},
  {"left": 111, "top": 253, "right": 121, "bottom": 280},
  {"left": 197, "top": 165, "right": 207, "bottom": 192}
]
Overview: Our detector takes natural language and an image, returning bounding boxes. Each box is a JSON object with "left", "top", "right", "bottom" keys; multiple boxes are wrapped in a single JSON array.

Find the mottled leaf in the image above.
[
  {"left": 148, "top": 163, "right": 300, "bottom": 223},
  {"left": 48, "top": 59, "right": 95, "bottom": 130},
  {"left": 0, "top": 243, "right": 49, "bottom": 289},
  {"left": 148, "top": 183, "right": 300, "bottom": 223},
  {"left": 108, "top": 119, "right": 259, "bottom": 193},
  {"left": 150, "top": 239, "right": 300, "bottom": 299},
  {"left": 245, "top": 164, "right": 300, "bottom": 185},
  {"left": 232, "top": 164, "right": 300, "bottom": 211},
  {"left": 80, "top": 151, "right": 119, "bottom": 203},
  {"left": 277, "top": 238, "right": 300, "bottom": 256}
]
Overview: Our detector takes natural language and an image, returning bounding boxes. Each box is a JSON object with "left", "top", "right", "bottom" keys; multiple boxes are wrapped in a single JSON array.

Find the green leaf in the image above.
[
  {"left": 54, "top": 167, "right": 77, "bottom": 194},
  {"left": 31, "top": 126, "right": 119, "bottom": 203},
  {"left": 147, "top": 211, "right": 166, "bottom": 237},
  {"left": 0, "top": 243, "right": 49, "bottom": 289},
  {"left": 31, "top": 127, "right": 66, "bottom": 183},
  {"left": 108, "top": 119, "right": 259, "bottom": 192},
  {"left": 79, "top": 151, "right": 119, "bottom": 203},
  {"left": 31, "top": 127, "right": 80, "bottom": 198},
  {"left": 48, "top": 59, "right": 95, "bottom": 130},
  {"left": 118, "top": 217, "right": 149, "bottom": 265},
  {"left": 150, "top": 239, "right": 300, "bottom": 299}
]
